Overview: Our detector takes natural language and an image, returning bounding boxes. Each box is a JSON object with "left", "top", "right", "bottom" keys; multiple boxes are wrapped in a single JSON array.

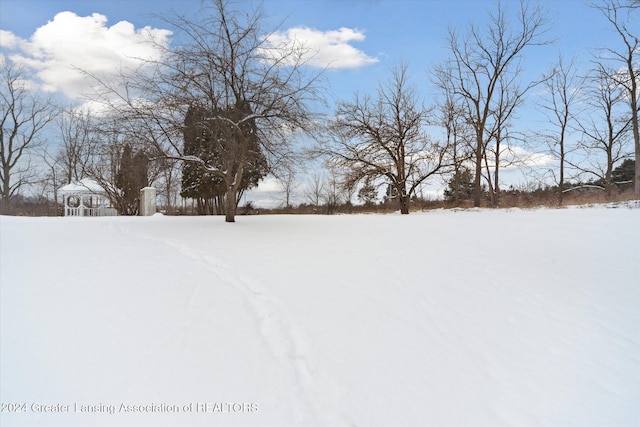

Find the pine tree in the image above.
[
  {"left": 357, "top": 181, "right": 378, "bottom": 206},
  {"left": 180, "top": 105, "right": 267, "bottom": 215},
  {"left": 444, "top": 168, "right": 474, "bottom": 204},
  {"left": 116, "top": 144, "right": 149, "bottom": 215},
  {"left": 612, "top": 159, "right": 635, "bottom": 186}
]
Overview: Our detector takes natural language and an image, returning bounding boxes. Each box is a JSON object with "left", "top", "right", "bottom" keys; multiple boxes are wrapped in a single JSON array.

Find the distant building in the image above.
[{"left": 58, "top": 178, "right": 118, "bottom": 217}]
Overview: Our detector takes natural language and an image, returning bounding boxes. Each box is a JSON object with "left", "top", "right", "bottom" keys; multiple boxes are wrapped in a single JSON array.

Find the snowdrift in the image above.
[{"left": 1, "top": 205, "right": 639, "bottom": 426}]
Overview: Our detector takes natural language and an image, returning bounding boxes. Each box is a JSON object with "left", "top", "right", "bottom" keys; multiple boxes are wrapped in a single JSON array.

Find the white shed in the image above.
[{"left": 58, "top": 178, "right": 118, "bottom": 217}]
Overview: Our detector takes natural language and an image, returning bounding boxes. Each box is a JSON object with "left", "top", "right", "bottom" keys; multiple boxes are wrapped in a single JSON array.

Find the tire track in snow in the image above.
[
  {"left": 121, "top": 225, "right": 352, "bottom": 426},
  {"left": 202, "top": 259, "right": 322, "bottom": 423},
  {"left": 106, "top": 221, "right": 203, "bottom": 347}
]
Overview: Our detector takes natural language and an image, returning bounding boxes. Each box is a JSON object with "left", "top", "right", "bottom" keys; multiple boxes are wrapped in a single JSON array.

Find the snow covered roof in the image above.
[{"left": 58, "top": 178, "right": 108, "bottom": 195}]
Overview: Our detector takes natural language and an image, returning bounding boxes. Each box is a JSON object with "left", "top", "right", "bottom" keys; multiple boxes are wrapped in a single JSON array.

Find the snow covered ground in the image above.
[{"left": 1, "top": 204, "right": 639, "bottom": 427}]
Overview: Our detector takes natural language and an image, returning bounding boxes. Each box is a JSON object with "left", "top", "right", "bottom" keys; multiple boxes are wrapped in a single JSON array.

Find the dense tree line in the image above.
[{"left": 0, "top": 0, "right": 637, "bottom": 217}]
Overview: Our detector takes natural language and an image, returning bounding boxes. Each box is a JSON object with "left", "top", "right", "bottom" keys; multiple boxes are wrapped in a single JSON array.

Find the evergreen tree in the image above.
[
  {"left": 444, "top": 167, "right": 475, "bottom": 204},
  {"left": 357, "top": 181, "right": 378, "bottom": 206},
  {"left": 180, "top": 105, "right": 267, "bottom": 215},
  {"left": 612, "top": 159, "right": 635, "bottom": 186},
  {"left": 116, "top": 143, "right": 148, "bottom": 215}
]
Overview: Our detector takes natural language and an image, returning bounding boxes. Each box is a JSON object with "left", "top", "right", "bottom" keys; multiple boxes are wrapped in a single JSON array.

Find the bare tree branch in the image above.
[
  {"left": 1, "top": 61, "right": 58, "bottom": 212},
  {"left": 592, "top": 0, "right": 639, "bottom": 197},
  {"left": 82, "top": 0, "right": 326, "bottom": 222},
  {"left": 438, "top": 0, "right": 551, "bottom": 207},
  {"left": 318, "top": 63, "right": 450, "bottom": 214}
]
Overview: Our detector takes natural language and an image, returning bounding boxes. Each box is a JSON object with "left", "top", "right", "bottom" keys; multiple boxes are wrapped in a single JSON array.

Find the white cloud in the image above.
[
  {"left": 0, "top": 29, "right": 23, "bottom": 49},
  {"left": 504, "top": 146, "right": 556, "bottom": 169},
  {"left": 252, "top": 176, "right": 283, "bottom": 193},
  {"left": 3, "top": 12, "right": 171, "bottom": 100},
  {"left": 244, "top": 176, "right": 282, "bottom": 208},
  {"left": 262, "top": 26, "right": 379, "bottom": 69},
  {"left": 484, "top": 145, "right": 556, "bottom": 170}
]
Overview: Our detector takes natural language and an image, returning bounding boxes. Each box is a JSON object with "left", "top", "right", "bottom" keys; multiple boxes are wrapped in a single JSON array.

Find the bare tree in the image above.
[
  {"left": 56, "top": 107, "right": 97, "bottom": 184},
  {"left": 575, "top": 64, "right": 633, "bottom": 197},
  {"left": 305, "top": 172, "right": 325, "bottom": 208},
  {"left": 55, "top": 113, "right": 149, "bottom": 216},
  {"left": 593, "top": 0, "right": 639, "bottom": 197},
  {"left": 42, "top": 108, "right": 95, "bottom": 212},
  {"left": 275, "top": 166, "right": 299, "bottom": 209},
  {"left": 86, "top": 0, "right": 324, "bottom": 222},
  {"left": 322, "top": 167, "right": 342, "bottom": 214},
  {"left": 438, "top": 0, "right": 550, "bottom": 207},
  {"left": 83, "top": 125, "right": 128, "bottom": 213},
  {"left": 481, "top": 72, "right": 529, "bottom": 207},
  {"left": 0, "top": 62, "right": 57, "bottom": 212},
  {"left": 42, "top": 150, "right": 63, "bottom": 212},
  {"left": 338, "top": 170, "right": 358, "bottom": 211},
  {"left": 152, "top": 158, "right": 181, "bottom": 214},
  {"left": 433, "top": 63, "right": 475, "bottom": 205},
  {"left": 321, "top": 64, "right": 449, "bottom": 214},
  {"left": 537, "top": 56, "right": 583, "bottom": 205},
  {"left": 40, "top": 107, "right": 101, "bottom": 211}
]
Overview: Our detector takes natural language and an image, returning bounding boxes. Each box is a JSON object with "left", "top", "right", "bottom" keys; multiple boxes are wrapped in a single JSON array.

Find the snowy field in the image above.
[{"left": 1, "top": 204, "right": 639, "bottom": 427}]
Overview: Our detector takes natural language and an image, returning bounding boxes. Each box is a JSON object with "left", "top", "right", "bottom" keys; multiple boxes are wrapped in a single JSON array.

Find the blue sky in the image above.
[
  {"left": 0, "top": 0, "right": 614, "bottom": 102},
  {"left": 0, "top": 0, "right": 627, "bottom": 205}
]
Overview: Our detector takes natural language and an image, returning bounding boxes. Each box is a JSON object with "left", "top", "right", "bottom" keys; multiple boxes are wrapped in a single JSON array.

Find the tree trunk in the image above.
[
  {"left": 399, "top": 195, "right": 410, "bottom": 214},
  {"left": 494, "top": 167, "right": 500, "bottom": 207},
  {"left": 636, "top": 142, "right": 640, "bottom": 198},
  {"left": 606, "top": 149, "right": 613, "bottom": 199},
  {"left": 559, "top": 139, "right": 565, "bottom": 207},
  {"left": 1, "top": 164, "right": 12, "bottom": 212},
  {"left": 164, "top": 169, "right": 172, "bottom": 215},
  {"left": 628, "top": 52, "right": 639, "bottom": 199},
  {"left": 452, "top": 133, "right": 461, "bottom": 205},
  {"left": 493, "top": 134, "right": 501, "bottom": 208},
  {"left": 606, "top": 117, "right": 615, "bottom": 200},
  {"left": 397, "top": 182, "right": 410, "bottom": 214},
  {"left": 474, "top": 134, "right": 483, "bottom": 207},
  {"left": 482, "top": 145, "right": 496, "bottom": 207},
  {"left": 225, "top": 186, "right": 236, "bottom": 222},
  {"left": 634, "top": 97, "right": 639, "bottom": 197}
]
